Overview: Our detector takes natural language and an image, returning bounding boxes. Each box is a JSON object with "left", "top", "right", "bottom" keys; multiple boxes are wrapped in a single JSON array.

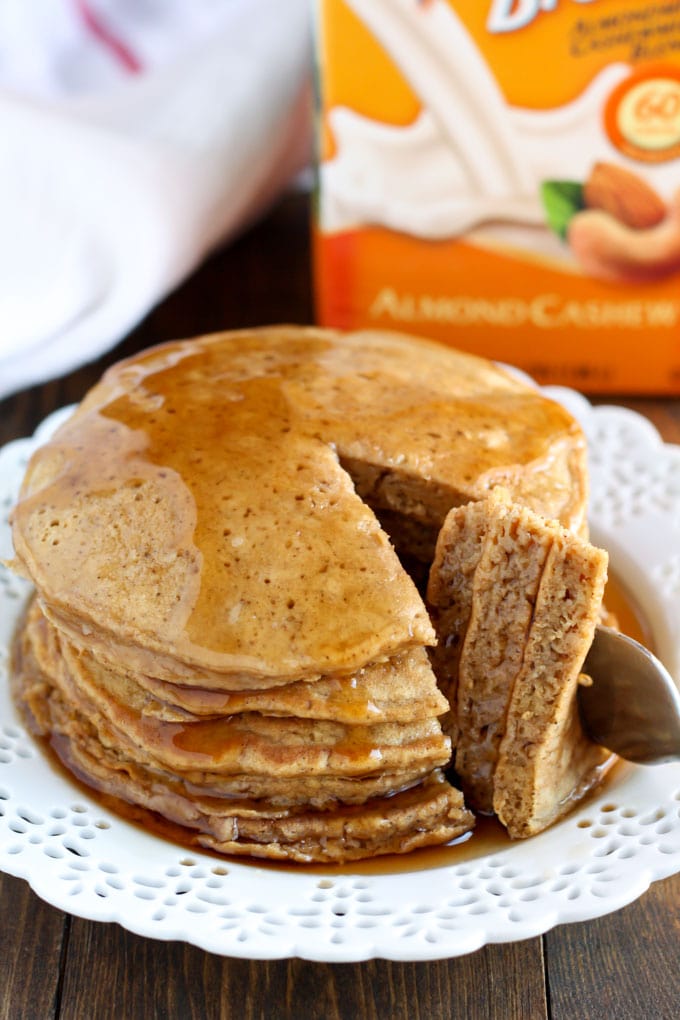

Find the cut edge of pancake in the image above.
[{"left": 428, "top": 490, "right": 615, "bottom": 838}]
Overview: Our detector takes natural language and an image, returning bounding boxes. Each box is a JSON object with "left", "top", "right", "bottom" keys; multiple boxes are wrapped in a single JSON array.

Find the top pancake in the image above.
[{"left": 11, "top": 327, "right": 587, "bottom": 682}]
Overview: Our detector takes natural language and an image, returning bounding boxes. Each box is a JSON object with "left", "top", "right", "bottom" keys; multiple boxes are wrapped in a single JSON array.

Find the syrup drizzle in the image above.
[{"left": 13, "top": 330, "right": 579, "bottom": 681}]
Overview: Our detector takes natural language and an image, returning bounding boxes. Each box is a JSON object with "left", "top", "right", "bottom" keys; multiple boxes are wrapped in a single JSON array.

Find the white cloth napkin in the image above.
[{"left": 0, "top": 0, "right": 312, "bottom": 400}]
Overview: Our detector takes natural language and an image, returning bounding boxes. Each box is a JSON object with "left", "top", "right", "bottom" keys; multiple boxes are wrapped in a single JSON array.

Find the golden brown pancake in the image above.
[
  {"left": 22, "top": 598, "right": 451, "bottom": 797},
  {"left": 11, "top": 327, "right": 587, "bottom": 685},
  {"left": 493, "top": 534, "right": 612, "bottom": 837},
  {"left": 453, "top": 497, "right": 555, "bottom": 812},
  {"left": 29, "top": 604, "right": 447, "bottom": 725},
  {"left": 426, "top": 495, "right": 495, "bottom": 745},
  {"left": 135, "top": 653, "right": 447, "bottom": 723}
]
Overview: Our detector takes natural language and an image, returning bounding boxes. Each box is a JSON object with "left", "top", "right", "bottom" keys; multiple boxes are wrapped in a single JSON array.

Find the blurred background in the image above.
[{"left": 0, "top": 0, "right": 313, "bottom": 398}]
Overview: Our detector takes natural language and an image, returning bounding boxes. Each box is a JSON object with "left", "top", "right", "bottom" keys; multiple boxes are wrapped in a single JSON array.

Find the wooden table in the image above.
[{"left": 1, "top": 194, "right": 678, "bottom": 1020}]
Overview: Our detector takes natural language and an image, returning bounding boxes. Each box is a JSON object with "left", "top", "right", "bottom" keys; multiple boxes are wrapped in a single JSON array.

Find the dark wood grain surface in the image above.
[{"left": 1, "top": 193, "right": 678, "bottom": 1020}]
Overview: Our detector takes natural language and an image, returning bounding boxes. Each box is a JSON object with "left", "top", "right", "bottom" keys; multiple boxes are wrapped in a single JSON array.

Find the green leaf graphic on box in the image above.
[{"left": 541, "top": 181, "right": 584, "bottom": 240}]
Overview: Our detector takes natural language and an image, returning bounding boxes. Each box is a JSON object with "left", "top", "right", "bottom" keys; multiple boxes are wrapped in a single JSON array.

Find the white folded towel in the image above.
[{"left": 0, "top": 0, "right": 312, "bottom": 399}]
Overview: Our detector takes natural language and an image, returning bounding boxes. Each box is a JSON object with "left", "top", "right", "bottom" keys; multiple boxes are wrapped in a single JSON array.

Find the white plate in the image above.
[{"left": 1, "top": 395, "right": 679, "bottom": 962}]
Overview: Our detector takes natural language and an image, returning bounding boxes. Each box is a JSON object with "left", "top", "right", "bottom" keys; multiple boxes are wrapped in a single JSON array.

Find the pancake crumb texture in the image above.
[
  {"left": 428, "top": 490, "right": 614, "bottom": 838},
  {"left": 9, "top": 327, "right": 610, "bottom": 862}
]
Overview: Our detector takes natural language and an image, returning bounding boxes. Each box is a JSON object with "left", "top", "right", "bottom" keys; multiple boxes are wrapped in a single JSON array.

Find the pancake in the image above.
[
  {"left": 14, "top": 431, "right": 432, "bottom": 686},
  {"left": 196, "top": 774, "right": 473, "bottom": 864},
  {"left": 23, "top": 598, "right": 450, "bottom": 787},
  {"left": 429, "top": 493, "right": 613, "bottom": 836},
  {"left": 11, "top": 327, "right": 587, "bottom": 685},
  {"left": 80, "top": 644, "right": 448, "bottom": 725},
  {"left": 135, "top": 654, "right": 448, "bottom": 723},
  {"left": 452, "top": 496, "right": 555, "bottom": 812},
  {"left": 13, "top": 620, "right": 473, "bottom": 858},
  {"left": 493, "top": 534, "right": 613, "bottom": 837},
  {"left": 29, "top": 604, "right": 446, "bottom": 725},
  {"left": 8, "top": 326, "right": 597, "bottom": 862},
  {"left": 426, "top": 495, "right": 496, "bottom": 744}
]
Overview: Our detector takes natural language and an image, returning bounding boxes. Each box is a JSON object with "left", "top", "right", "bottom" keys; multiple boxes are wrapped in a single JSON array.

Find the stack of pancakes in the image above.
[{"left": 10, "top": 327, "right": 596, "bottom": 863}]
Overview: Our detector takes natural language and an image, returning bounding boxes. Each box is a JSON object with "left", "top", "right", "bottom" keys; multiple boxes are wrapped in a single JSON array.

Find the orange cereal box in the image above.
[{"left": 313, "top": 0, "right": 680, "bottom": 392}]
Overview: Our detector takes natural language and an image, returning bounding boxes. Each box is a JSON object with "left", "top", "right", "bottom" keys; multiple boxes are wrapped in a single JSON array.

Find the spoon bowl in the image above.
[{"left": 578, "top": 626, "right": 680, "bottom": 765}]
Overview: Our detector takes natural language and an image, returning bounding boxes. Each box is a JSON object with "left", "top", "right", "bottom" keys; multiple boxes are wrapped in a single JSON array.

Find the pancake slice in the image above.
[
  {"left": 198, "top": 773, "right": 473, "bottom": 864},
  {"left": 493, "top": 534, "right": 612, "bottom": 838},
  {"left": 426, "top": 490, "right": 508, "bottom": 744},
  {"left": 104, "top": 648, "right": 448, "bottom": 724},
  {"left": 10, "top": 327, "right": 587, "bottom": 687},
  {"left": 429, "top": 493, "right": 613, "bottom": 837},
  {"left": 452, "top": 497, "right": 554, "bottom": 812}
]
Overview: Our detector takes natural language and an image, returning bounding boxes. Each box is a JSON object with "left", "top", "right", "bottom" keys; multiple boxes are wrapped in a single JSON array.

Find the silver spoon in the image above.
[{"left": 578, "top": 626, "right": 680, "bottom": 765}]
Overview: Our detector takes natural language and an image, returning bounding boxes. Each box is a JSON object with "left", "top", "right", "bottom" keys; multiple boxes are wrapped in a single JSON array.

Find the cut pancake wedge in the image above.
[
  {"left": 493, "top": 534, "right": 611, "bottom": 837},
  {"left": 429, "top": 491, "right": 614, "bottom": 836}
]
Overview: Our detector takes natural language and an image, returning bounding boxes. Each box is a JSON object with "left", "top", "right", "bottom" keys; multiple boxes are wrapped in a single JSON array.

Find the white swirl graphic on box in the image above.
[{"left": 321, "top": 0, "right": 677, "bottom": 243}]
